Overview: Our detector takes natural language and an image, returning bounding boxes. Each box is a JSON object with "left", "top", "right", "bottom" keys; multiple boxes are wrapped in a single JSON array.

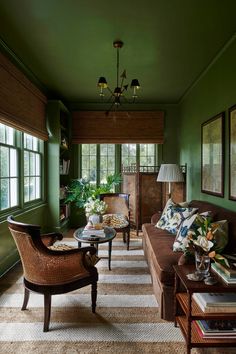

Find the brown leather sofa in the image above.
[{"left": 142, "top": 200, "right": 236, "bottom": 321}]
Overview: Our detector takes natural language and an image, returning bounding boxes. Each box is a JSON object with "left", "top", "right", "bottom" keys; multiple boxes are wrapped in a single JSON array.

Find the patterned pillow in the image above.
[
  {"left": 173, "top": 212, "right": 211, "bottom": 252},
  {"left": 156, "top": 205, "right": 198, "bottom": 235},
  {"left": 102, "top": 213, "right": 129, "bottom": 228},
  {"left": 162, "top": 198, "right": 189, "bottom": 214}
]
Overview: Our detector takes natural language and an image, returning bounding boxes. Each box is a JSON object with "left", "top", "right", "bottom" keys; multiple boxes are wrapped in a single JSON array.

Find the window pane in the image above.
[
  {"left": 24, "top": 133, "right": 42, "bottom": 203},
  {"left": 99, "top": 144, "right": 115, "bottom": 182},
  {"left": 81, "top": 169, "right": 89, "bottom": 180},
  {"left": 30, "top": 152, "right": 35, "bottom": 175},
  {"left": 33, "top": 137, "right": 38, "bottom": 151},
  {"left": 0, "top": 146, "right": 9, "bottom": 177},
  {"left": 140, "top": 144, "right": 155, "bottom": 166},
  {"left": 90, "top": 144, "right": 96, "bottom": 154},
  {"left": 129, "top": 144, "right": 136, "bottom": 156},
  {"left": 29, "top": 177, "right": 35, "bottom": 200},
  {"left": 10, "top": 149, "right": 17, "bottom": 177},
  {"left": 35, "top": 154, "right": 40, "bottom": 175},
  {"left": 10, "top": 178, "right": 18, "bottom": 206},
  {"left": 24, "top": 151, "right": 29, "bottom": 176},
  {"left": 0, "top": 179, "right": 9, "bottom": 210},
  {"left": 0, "top": 124, "right": 5, "bottom": 143},
  {"left": 100, "top": 156, "right": 107, "bottom": 170},
  {"left": 108, "top": 144, "right": 115, "bottom": 154},
  {"left": 107, "top": 156, "right": 115, "bottom": 170},
  {"left": 24, "top": 177, "right": 29, "bottom": 202},
  {"left": 100, "top": 144, "right": 107, "bottom": 155},
  {"left": 36, "top": 177, "right": 40, "bottom": 198},
  {"left": 121, "top": 144, "right": 137, "bottom": 167},
  {"left": 6, "top": 126, "right": 14, "bottom": 145},
  {"left": 82, "top": 144, "right": 89, "bottom": 154}
]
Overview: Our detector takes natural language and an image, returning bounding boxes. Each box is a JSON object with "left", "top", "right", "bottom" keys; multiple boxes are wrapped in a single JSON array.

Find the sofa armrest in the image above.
[{"left": 151, "top": 211, "right": 162, "bottom": 225}]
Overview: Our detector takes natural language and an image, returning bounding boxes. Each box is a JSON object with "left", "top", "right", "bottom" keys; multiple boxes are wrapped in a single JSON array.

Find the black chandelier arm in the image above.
[
  {"left": 107, "top": 87, "right": 114, "bottom": 96},
  {"left": 105, "top": 101, "right": 116, "bottom": 115},
  {"left": 116, "top": 47, "right": 120, "bottom": 88}
]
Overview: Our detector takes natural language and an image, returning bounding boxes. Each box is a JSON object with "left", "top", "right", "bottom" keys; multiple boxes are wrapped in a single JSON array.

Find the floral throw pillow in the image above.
[
  {"left": 156, "top": 205, "right": 198, "bottom": 235},
  {"left": 173, "top": 212, "right": 211, "bottom": 252}
]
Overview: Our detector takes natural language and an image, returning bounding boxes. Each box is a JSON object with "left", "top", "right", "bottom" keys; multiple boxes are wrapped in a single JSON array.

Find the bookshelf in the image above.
[
  {"left": 174, "top": 265, "right": 236, "bottom": 354},
  {"left": 47, "top": 100, "right": 71, "bottom": 231}
]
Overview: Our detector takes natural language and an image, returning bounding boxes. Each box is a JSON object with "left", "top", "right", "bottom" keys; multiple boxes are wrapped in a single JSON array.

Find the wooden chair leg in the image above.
[
  {"left": 91, "top": 281, "right": 97, "bottom": 313},
  {"left": 127, "top": 230, "right": 130, "bottom": 251},
  {"left": 123, "top": 231, "right": 126, "bottom": 243},
  {"left": 43, "top": 294, "right": 51, "bottom": 332},
  {"left": 21, "top": 288, "right": 30, "bottom": 310}
]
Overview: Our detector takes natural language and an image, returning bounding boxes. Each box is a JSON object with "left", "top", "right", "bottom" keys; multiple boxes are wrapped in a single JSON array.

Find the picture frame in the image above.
[
  {"left": 201, "top": 112, "right": 224, "bottom": 197},
  {"left": 229, "top": 105, "right": 236, "bottom": 200}
]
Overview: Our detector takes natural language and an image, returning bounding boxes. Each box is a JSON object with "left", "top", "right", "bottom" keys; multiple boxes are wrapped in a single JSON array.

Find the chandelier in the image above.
[{"left": 97, "top": 40, "right": 140, "bottom": 113}]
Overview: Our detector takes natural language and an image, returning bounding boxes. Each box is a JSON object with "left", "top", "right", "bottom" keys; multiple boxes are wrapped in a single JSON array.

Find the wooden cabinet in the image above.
[
  {"left": 47, "top": 100, "right": 71, "bottom": 231},
  {"left": 174, "top": 265, "right": 236, "bottom": 354},
  {"left": 122, "top": 165, "right": 186, "bottom": 233}
]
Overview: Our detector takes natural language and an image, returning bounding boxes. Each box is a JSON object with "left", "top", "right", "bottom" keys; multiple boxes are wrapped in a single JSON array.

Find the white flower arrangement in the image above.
[{"left": 84, "top": 198, "right": 107, "bottom": 217}]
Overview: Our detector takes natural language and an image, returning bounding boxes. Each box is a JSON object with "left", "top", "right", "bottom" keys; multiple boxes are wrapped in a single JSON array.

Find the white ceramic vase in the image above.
[{"left": 89, "top": 214, "right": 102, "bottom": 226}]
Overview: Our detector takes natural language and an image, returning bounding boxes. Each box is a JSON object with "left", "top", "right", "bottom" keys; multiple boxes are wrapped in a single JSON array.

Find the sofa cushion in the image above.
[
  {"left": 102, "top": 213, "right": 129, "bottom": 228},
  {"left": 173, "top": 212, "right": 211, "bottom": 252},
  {"left": 156, "top": 204, "right": 198, "bottom": 235},
  {"left": 142, "top": 223, "right": 182, "bottom": 286}
]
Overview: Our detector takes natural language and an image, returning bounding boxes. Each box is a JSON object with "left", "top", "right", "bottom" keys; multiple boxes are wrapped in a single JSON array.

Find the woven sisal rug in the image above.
[{"left": 0, "top": 232, "right": 234, "bottom": 354}]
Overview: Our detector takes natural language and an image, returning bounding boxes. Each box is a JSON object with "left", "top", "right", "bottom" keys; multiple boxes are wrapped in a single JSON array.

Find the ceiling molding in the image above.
[
  {"left": 0, "top": 37, "right": 49, "bottom": 96},
  {"left": 179, "top": 33, "right": 236, "bottom": 104}
]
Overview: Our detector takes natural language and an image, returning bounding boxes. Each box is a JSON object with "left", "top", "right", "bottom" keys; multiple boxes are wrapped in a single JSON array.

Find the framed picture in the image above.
[
  {"left": 201, "top": 112, "right": 224, "bottom": 197},
  {"left": 229, "top": 105, "right": 236, "bottom": 200}
]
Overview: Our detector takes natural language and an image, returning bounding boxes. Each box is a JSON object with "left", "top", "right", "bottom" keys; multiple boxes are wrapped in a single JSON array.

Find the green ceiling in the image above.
[{"left": 0, "top": 0, "right": 236, "bottom": 106}]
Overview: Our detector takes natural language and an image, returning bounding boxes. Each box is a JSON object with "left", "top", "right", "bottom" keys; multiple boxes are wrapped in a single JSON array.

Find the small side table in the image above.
[
  {"left": 73, "top": 227, "right": 116, "bottom": 270},
  {"left": 173, "top": 264, "right": 236, "bottom": 354}
]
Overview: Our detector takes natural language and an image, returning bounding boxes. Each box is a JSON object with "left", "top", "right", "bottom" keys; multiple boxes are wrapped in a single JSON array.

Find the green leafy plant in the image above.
[{"left": 64, "top": 173, "right": 122, "bottom": 208}]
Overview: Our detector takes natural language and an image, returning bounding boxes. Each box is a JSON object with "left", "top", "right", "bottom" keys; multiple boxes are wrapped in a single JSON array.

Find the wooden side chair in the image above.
[
  {"left": 7, "top": 215, "right": 98, "bottom": 332},
  {"left": 99, "top": 193, "right": 131, "bottom": 250}
]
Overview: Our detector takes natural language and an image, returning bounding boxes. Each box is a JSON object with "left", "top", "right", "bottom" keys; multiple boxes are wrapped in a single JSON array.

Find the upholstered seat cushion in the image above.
[
  {"left": 102, "top": 213, "right": 129, "bottom": 228},
  {"left": 48, "top": 243, "right": 100, "bottom": 266},
  {"left": 142, "top": 223, "right": 182, "bottom": 286}
]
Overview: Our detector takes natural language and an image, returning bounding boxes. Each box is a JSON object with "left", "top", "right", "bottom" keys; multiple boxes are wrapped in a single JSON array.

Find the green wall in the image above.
[
  {"left": 0, "top": 204, "right": 48, "bottom": 277},
  {"left": 179, "top": 35, "right": 236, "bottom": 210}
]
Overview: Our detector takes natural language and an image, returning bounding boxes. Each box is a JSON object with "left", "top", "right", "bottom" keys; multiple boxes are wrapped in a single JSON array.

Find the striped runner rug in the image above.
[{"left": 0, "top": 231, "right": 228, "bottom": 354}]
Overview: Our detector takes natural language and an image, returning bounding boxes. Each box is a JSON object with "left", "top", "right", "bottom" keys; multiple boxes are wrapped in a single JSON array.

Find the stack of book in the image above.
[
  {"left": 194, "top": 319, "right": 236, "bottom": 338},
  {"left": 193, "top": 292, "right": 236, "bottom": 313},
  {"left": 211, "top": 259, "right": 236, "bottom": 285},
  {"left": 82, "top": 228, "right": 106, "bottom": 239}
]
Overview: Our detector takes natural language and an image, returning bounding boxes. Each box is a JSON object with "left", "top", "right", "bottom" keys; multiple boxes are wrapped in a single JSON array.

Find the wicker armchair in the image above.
[
  {"left": 7, "top": 215, "right": 98, "bottom": 332},
  {"left": 99, "top": 193, "right": 131, "bottom": 250}
]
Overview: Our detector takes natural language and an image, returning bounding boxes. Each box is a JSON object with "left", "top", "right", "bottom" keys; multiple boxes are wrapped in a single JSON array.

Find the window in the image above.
[
  {"left": 100, "top": 144, "right": 115, "bottom": 183},
  {"left": 0, "top": 124, "right": 18, "bottom": 210},
  {"left": 0, "top": 123, "right": 44, "bottom": 213},
  {"left": 24, "top": 133, "right": 42, "bottom": 202},
  {"left": 121, "top": 144, "right": 137, "bottom": 167},
  {"left": 140, "top": 144, "right": 155, "bottom": 166},
  {"left": 121, "top": 143, "right": 156, "bottom": 168},
  {"left": 81, "top": 144, "right": 97, "bottom": 183},
  {"left": 80, "top": 143, "right": 157, "bottom": 185}
]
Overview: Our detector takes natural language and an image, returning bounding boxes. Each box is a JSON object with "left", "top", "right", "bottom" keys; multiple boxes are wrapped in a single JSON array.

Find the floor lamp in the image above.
[{"left": 156, "top": 164, "right": 184, "bottom": 202}]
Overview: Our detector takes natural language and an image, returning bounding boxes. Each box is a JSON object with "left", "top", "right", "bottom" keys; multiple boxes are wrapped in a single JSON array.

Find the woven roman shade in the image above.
[
  {"left": 72, "top": 111, "right": 164, "bottom": 144},
  {"left": 0, "top": 52, "right": 48, "bottom": 140}
]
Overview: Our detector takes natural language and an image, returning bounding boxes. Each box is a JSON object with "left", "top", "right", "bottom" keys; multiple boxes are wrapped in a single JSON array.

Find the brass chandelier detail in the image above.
[{"left": 97, "top": 40, "right": 140, "bottom": 113}]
